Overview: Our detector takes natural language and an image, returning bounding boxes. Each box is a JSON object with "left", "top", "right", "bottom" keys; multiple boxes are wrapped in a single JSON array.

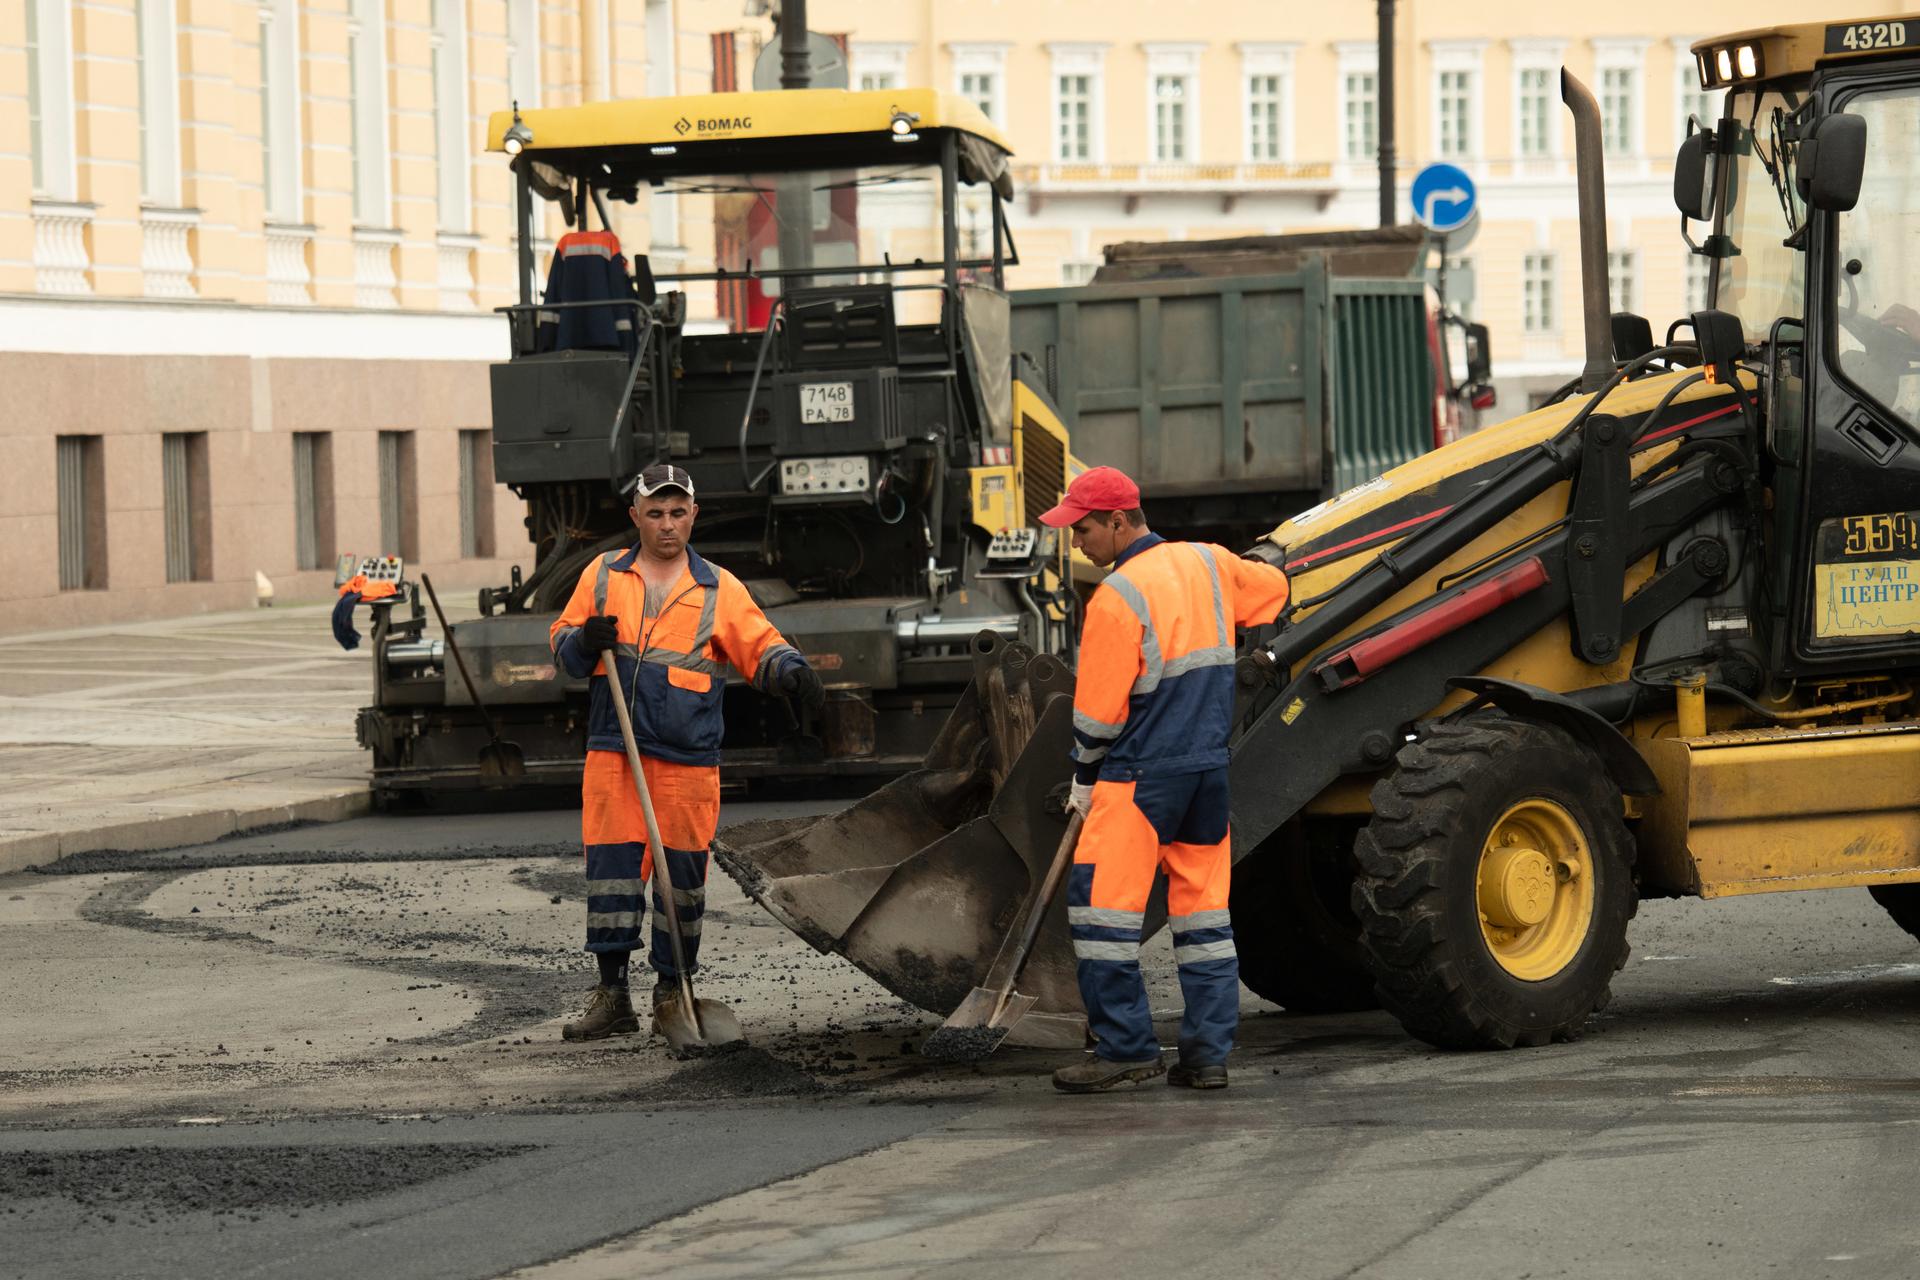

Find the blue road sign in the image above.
[{"left": 1411, "top": 163, "right": 1477, "bottom": 232}]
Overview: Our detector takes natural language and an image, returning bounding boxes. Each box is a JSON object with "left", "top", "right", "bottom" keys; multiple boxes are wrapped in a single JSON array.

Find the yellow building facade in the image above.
[
  {"left": 667, "top": 0, "right": 1898, "bottom": 411},
  {"left": 1, "top": 0, "right": 673, "bottom": 630}
]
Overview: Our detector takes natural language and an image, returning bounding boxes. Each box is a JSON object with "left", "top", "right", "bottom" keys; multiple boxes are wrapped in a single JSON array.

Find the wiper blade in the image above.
[
  {"left": 814, "top": 169, "right": 931, "bottom": 192},
  {"left": 664, "top": 181, "right": 773, "bottom": 196}
]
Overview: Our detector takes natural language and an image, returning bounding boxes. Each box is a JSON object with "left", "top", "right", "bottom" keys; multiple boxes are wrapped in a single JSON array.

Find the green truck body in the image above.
[{"left": 1010, "top": 229, "right": 1445, "bottom": 546}]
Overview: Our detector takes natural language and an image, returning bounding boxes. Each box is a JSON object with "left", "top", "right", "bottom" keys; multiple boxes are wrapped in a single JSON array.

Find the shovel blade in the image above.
[
  {"left": 920, "top": 987, "right": 1039, "bottom": 1062},
  {"left": 478, "top": 741, "right": 528, "bottom": 779},
  {"left": 655, "top": 995, "right": 746, "bottom": 1056}
]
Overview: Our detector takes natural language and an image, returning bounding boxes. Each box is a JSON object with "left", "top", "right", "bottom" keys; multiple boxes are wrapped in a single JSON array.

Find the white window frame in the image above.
[
  {"left": 1428, "top": 40, "right": 1485, "bottom": 165},
  {"left": 137, "top": 0, "right": 182, "bottom": 206},
  {"left": 431, "top": 0, "right": 469, "bottom": 233},
  {"left": 1048, "top": 43, "right": 1107, "bottom": 164},
  {"left": 1523, "top": 251, "right": 1557, "bottom": 335},
  {"left": 1335, "top": 42, "right": 1378, "bottom": 170},
  {"left": 1509, "top": 39, "right": 1564, "bottom": 171},
  {"left": 1669, "top": 35, "right": 1716, "bottom": 144},
  {"left": 1144, "top": 43, "right": 1202, "bottom": 166},
  {"left": 1592, "top": 38, "right": 1651, "bottom": 165},
  {"left": 1608, "top": 248, "right": 1637, "bottom": 314},
  {"left": 1239, "top": 43, "right": 1296, "bottom": 164},
  {"left": 949, "top": 43, "right": 1009, "bottom": 126},
  {"left": 349, "top": 0, "right": 391, "bottom": 227},
  {"left": 28, "top": 0, "right": 77, "bottom": 199},
  {"left": 259, "top": 0, "right": 303, "bottom": 223},
  {"left": 852, "top": 42, "right": 910, "bottom": 94},
  {"left": 507, "top": 0, "right": 539, "bottom": 108}
]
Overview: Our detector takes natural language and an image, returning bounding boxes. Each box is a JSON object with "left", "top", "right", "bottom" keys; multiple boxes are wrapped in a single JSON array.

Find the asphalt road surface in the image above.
[{"left": 7, "top": 800, "right": 1920, "bottom": 1279}]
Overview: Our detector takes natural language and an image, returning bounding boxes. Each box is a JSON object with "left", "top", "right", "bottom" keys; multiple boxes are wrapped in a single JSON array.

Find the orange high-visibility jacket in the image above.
[
  {"left": 551, "top": 545, "right": 805, "bottom": 765},
  {"left": 1071, "top": 534, "right": 1289, "bottom": 782}
]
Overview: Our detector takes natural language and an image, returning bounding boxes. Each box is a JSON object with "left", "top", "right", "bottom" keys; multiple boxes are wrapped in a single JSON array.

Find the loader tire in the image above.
[
  {"left": 1868, "top": 884, "right": 1920, "bottom": 940},
  {"left": 1231, "top": 818, "right": 1379, "bottom": 1014},
  {"left": 1351, "top": 716, "right": 1637, "bottom": 1050}
]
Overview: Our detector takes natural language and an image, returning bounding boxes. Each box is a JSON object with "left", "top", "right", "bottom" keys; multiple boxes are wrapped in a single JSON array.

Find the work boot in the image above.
[
  {"left": 1051, "top": 1055, "right": 1166, "bottom": 1094},
  {"left": 1167, "top": 1061, "right": 1229, "bottom": 1090},
  {"left": 562, "top": 985, "right": 639, "bottom": 1041}
]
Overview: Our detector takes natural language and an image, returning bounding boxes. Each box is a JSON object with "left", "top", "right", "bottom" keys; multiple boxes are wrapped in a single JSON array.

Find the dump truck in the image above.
[
  {"left": 720, "top": 13, "right": 1920, "bottom": 1050},
  {"left": 354, "top": 74, "right": 1087, "bottom": 800},
  {"left": 1011, "top": 228, "right": 1488, "bottom": 549}
]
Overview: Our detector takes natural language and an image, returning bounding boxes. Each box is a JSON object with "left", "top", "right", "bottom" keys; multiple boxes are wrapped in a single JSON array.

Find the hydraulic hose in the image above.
[
  {"left": 737, "top": 297, "right": 786, "bottom": 491},
  {"left": 1267, "top": 343, "right": 1697, "bottom": 673}
]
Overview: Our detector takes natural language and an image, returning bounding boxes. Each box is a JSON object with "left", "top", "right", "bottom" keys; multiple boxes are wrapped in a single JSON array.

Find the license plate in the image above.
[
  {"left": 1812, "top": 511, "right": 1920, "bottom": 641},
  {"left": 1827, "top": 20, "right": 1912, "bottom": 54},
  {"left": 801, "top": 382, "right": 854, "bottom": 424}
]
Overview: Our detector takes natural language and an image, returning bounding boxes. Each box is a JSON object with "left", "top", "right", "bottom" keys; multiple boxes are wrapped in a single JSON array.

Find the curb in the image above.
[{"left": 0, "top": 789, "right": 372, "bottom": 877}]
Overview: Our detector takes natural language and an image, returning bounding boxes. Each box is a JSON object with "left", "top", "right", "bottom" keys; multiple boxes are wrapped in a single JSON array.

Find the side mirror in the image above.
[
  {"left": 1464, "top": 322, "right": 1492, "bottom": 385},
  {"left": 1798, "top": 113, "right": 1867, "bottom": 212},
  {"left": 1673, "top": 130, "right": 1716, "bottom": 221}
]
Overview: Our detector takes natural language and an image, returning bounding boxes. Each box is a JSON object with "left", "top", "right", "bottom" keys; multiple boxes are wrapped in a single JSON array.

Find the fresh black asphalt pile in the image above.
[
  {"left": 654, "top": 1046, "right": 830, "bottom": 1102},
  {"left": 918, "top": 1025, "right": 1006, "bottom": 1064},
  {"left": 0, "top": 1144, "right": 532, "bottom": 1222}
]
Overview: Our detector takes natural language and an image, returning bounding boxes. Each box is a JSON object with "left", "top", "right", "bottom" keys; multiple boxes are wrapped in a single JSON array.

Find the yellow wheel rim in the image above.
[{"left": 1476, "top": 799, "right": 1595, "bottom": 982}]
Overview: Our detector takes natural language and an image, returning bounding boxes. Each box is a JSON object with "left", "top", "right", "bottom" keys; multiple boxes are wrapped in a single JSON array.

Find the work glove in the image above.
[
  {"left": 1068, "top": 779, "right": 1094, "bottom": 819},
  {"left": 580, "top": 614, "right": 620, "bottom": 654},
  {"left": 779, "top": 662, "right": 826, "bottom": 715}
]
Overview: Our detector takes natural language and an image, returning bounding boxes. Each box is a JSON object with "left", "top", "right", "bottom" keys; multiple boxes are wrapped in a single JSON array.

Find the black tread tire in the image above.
[
  {"left": 1351, "top": 716, "right": 1638, "bottom": 1050},
  {"left": 1232, "top": 818, "right": 1380, "bottom": 1014},
  {"left": 1868, "top": 884, "right": 1920, "bottom": 940}
]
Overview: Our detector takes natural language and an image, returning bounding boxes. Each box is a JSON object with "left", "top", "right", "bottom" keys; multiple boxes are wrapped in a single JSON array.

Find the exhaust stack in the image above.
[{"left": 1561, "top": 69, "right": 1613, "bottom": 393}]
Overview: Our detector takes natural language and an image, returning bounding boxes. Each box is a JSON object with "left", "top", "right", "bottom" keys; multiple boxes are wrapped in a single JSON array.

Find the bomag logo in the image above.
[{"left": 674, "top": 115, "right": 753, "bottom": 135}]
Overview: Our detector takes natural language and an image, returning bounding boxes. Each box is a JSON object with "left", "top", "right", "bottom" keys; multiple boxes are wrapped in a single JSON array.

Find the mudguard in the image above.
[{"left": 1445, "top": 676, "right": 1661, "bottom": 796}]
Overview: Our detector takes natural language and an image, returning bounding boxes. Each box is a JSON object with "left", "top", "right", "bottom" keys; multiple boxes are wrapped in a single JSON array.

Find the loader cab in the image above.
[{"left": 1680, "top": 19, "right": 1920, "bottom": 679}]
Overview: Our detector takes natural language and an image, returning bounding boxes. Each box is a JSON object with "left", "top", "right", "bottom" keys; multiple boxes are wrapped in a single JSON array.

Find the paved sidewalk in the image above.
[{"left": 0, "top": 603, "right": 386, "bottom": 872}]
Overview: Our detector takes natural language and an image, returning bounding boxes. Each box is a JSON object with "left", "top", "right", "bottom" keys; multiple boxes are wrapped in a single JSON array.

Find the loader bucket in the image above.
[{"left": 715, "top": 632, "right": 1161, "bottom": 1048}]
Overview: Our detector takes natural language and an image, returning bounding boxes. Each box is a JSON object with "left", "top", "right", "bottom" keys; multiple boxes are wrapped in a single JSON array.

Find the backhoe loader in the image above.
[{"left": 718, "top": 14, "right": 1920, "bottom": 1050}]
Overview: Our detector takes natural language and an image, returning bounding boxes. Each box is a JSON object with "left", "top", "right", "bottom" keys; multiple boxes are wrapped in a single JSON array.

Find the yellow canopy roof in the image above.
[
  {"left": 486, "top": 87, "right": 1012, "bottom": 157},
  {"left": 1692, "top": 13, "right": 1918, "bottom": 85}
]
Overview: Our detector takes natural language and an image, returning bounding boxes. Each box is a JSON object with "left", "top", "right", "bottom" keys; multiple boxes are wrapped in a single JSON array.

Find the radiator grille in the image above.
[{"left": 1021, "top": 422, "right": 1065, "bottom": 525}]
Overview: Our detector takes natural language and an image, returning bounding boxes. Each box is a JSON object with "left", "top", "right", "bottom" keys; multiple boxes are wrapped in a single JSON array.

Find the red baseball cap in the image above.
[{"left": 1037, "top": 466, "right": 1142, "bottom": 527}]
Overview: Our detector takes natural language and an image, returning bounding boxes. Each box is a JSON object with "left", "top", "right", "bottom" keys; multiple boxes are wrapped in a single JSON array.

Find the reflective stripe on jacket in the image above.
[
  {"left": 536, "top": 230, "right": 640, "bottom": 356},
  {"left": 1071, "top": 534, "right": 1290, "bottom": 783},
  {"left": 549, "top": 545, "right": 807, "bottom": 765}
]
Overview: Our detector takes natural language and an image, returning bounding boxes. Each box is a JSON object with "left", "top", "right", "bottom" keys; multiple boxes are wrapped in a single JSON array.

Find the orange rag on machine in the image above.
[
  {"left": 332, "top": 574, "right": 400, "bottom": 649},
  {"left": 339, "top": 574, "right": 400, "bottom": 602}
]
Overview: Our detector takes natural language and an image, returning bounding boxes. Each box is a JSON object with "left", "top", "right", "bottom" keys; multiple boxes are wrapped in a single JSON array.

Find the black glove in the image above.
[
  {"left": 780, "top": 662, "right": 825, "bottom": 714},
  {"left": 580, "top": 614, "right": 620, "bottom": 654}
]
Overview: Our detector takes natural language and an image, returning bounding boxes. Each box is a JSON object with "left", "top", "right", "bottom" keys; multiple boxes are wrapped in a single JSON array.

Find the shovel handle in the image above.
[
  {"left": 419, "top": 573, "right": 504, "bottom": 744},
  {"left": 988, "top": 809, "right": 1085, "bottom": 1023},
  {"left": 600, "top": 647, "right": 702, "bottom": 1030}
]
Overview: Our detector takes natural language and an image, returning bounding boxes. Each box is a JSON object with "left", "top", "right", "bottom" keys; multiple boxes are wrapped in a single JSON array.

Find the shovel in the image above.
[
  {"left": 601, "top": 647, "right": 746, "bottom": 1055},
  {"left": 419, "top": 573, "right": 527, "bottom": 779},
  {"left": 921, "top": 809, "right": 1084, "bottom": 1063}
]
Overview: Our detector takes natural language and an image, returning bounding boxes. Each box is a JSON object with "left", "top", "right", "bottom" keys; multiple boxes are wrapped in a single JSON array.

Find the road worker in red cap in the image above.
[
  {"left": 1039, "top": 465, "right": 1290, "bottom": 1092},
  {"left": 549, "top": 463, "right": 824, "bottom": 1041}
]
